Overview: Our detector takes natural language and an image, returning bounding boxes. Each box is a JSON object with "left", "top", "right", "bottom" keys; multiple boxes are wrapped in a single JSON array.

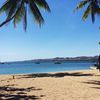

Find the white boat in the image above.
[{"left": 90, "top": 66, "right": 97, "bottom": 70}]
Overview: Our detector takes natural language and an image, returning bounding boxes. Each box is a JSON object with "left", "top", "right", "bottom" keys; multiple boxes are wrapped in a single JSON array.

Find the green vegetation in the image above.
[
  {"left": 0, "top": 0, "right": 100, "bottom": 31},
  {"left": 0, "top": 0, "right": 50, "bottom": 31},
  {"left": 75, "top": 0, "right": 100, "bottom": 23}
]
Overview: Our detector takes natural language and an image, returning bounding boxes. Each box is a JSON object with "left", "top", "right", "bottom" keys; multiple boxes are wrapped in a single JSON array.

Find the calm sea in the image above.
[{"left": 0, "top": 61, "right": 94, "bottom": 74}]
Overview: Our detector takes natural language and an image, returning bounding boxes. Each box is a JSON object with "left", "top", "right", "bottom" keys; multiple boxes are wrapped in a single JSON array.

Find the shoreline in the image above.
[{"left": 0, "top": 69, "right": 91, "bottom": 76}]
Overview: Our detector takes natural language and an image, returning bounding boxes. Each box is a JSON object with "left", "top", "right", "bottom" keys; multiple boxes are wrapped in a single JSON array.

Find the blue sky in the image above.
[{"left": 0, "top": 0, "right": 100, "bottom": 61}]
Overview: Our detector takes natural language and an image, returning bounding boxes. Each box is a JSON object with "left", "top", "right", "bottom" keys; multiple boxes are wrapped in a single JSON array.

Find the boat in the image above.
[
  {"left": 0, "top": 63, "right": 5, "bottom": 64},
  {"left": 35, "top": 62, "right": 40, "bottom": 64},
  {"left": 54, "top": 62, "right": 61, "bottom": 64},
  {"left": 90, "top": 66, "right": 97, "bottom": 70},
  {"left": 0, "top": 61, "right": 5, "bottom": 64}
]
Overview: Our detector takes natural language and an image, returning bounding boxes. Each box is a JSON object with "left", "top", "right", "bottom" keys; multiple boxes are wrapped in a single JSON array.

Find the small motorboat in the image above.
[
  {"left": 35, "top": 62, "right": 40, "bottom": 64},
  {"left": 0, "top": 62, "right": 5, "bottom": 64},
  {"left": 90, "top": 66, "right": 97, "bottom": 70},
  {"left": 54, "top": 62, "right": 61, "bottom": 64}
]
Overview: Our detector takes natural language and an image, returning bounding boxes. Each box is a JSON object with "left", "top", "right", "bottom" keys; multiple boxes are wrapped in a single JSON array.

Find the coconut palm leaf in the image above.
[
  {"left": 0, "top": 0, "right": 12, "bottom": 14},
  {"left": 82, "top": 4, "right": 91, "bottom": 21},
  {"left": 23, "top": 4, "right": 27, "bottom": 31},
  {"left": 13, "top": 0, "right": 25, "bottom": 27},
  {"left": 6, "top": 0, "right": 18, "bottom": 21},
  {"left": 29, "top": 0, "right": 44, "bottom": 26},
  {"left": 75, "top": 0, "right": 88, "bottom": 11},
  {"left": 75, "top": 0, "right": 100, "bottom": 23},
  {"left": 0, "top": 0, "right": 50, "bottom": 31},
  {"left": 34, "top": 0, "right": 51, "bottom": 12}
]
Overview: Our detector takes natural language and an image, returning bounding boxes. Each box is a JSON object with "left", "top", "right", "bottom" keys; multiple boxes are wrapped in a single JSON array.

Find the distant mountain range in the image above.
[
  {"left": 31, "top": 56, "right": 98, "bottom": 63},
  {"left": 6, "top": 56, "right": 98, "bottom": 63}
]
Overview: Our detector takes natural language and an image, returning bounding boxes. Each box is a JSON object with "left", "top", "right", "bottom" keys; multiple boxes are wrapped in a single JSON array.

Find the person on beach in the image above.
[{"left": 13, "top": 75, "right": 15, "bottom": 79}]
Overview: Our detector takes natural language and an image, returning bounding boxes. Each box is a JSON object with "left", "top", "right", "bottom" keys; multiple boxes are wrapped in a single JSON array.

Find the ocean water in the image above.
[{"left": 0, "top": 61, "right": 94, "bottom": 74}]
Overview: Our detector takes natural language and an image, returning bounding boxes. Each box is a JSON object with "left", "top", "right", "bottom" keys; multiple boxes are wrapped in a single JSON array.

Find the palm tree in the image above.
[
  {"left": 0, "top": 0, "right": 50, "bottom": 31},
  {"left": 75, "top": 0, "right": 100, "bottom": 23}
]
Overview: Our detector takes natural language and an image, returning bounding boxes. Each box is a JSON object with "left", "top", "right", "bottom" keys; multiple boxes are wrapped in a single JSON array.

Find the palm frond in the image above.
[
  {"left": 0, "top": 0, "right": 12, "bottom": 14},
  {"left": 23, "top": 5, "right": 27, "bottom": 31},
  {"left": 92, "top": 0, "right": 100, "bottom": 13},
  {"left": 90, "top": 0, "right": 100, "bottom": 23},
  {"left": 34, "top": 0, "right": 51, "bottom": 12},
  {"left": 0, "top": 0, "right": 50, "bottom": 31},
  {"left": 13, "top": 0, "right": 25, "bottom": 27},
  {"left": 75, "top": 0, "right": 88, "bottom": 11},
  {"left": 75, "top": 0, "right": 100, "bottom": 23},
  {"left": 91, "top": 5, "right": 95, "bottom": 23},
  {"left": 6, "top": 0, "right": 18, "bottom": 21},
  {"left": 0, "top": 15, "right": 14, "bottom": 27},
  {"left": 96, "top": 7, "right": 100, "bottom": 13},
  {"left": 29, "top": 0, "right": 44, "bottom": 26},
  {"left": 0, "top": 0, "right": 18, "bottom": 27},
  {"left": 82, "top": 4, "right": 91, "bottom": 21}
]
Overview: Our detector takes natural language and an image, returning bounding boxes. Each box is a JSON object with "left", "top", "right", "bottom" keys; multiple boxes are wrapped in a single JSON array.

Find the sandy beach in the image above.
[{"left": 0, "top": 69, "right": 100, "bottom": 100}]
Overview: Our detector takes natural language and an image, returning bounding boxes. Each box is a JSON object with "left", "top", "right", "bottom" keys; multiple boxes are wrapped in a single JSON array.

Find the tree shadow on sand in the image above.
[
  {"left": 18, "top": 72, "right": 94, "bottom": 79},
  {"left": 0, "top": 94, "right": 39, "bottom": 100},
  {"left": 0, "top": 86, "right": 44, "bottom": 100},
  {"left": 83, "top": 80, "right": 100, "bottom": 89}
]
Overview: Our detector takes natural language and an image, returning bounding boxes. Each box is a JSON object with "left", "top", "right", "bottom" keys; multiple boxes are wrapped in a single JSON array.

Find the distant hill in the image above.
[{"left": 32, "top": 56, "right": 98, "bottom": 63}]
